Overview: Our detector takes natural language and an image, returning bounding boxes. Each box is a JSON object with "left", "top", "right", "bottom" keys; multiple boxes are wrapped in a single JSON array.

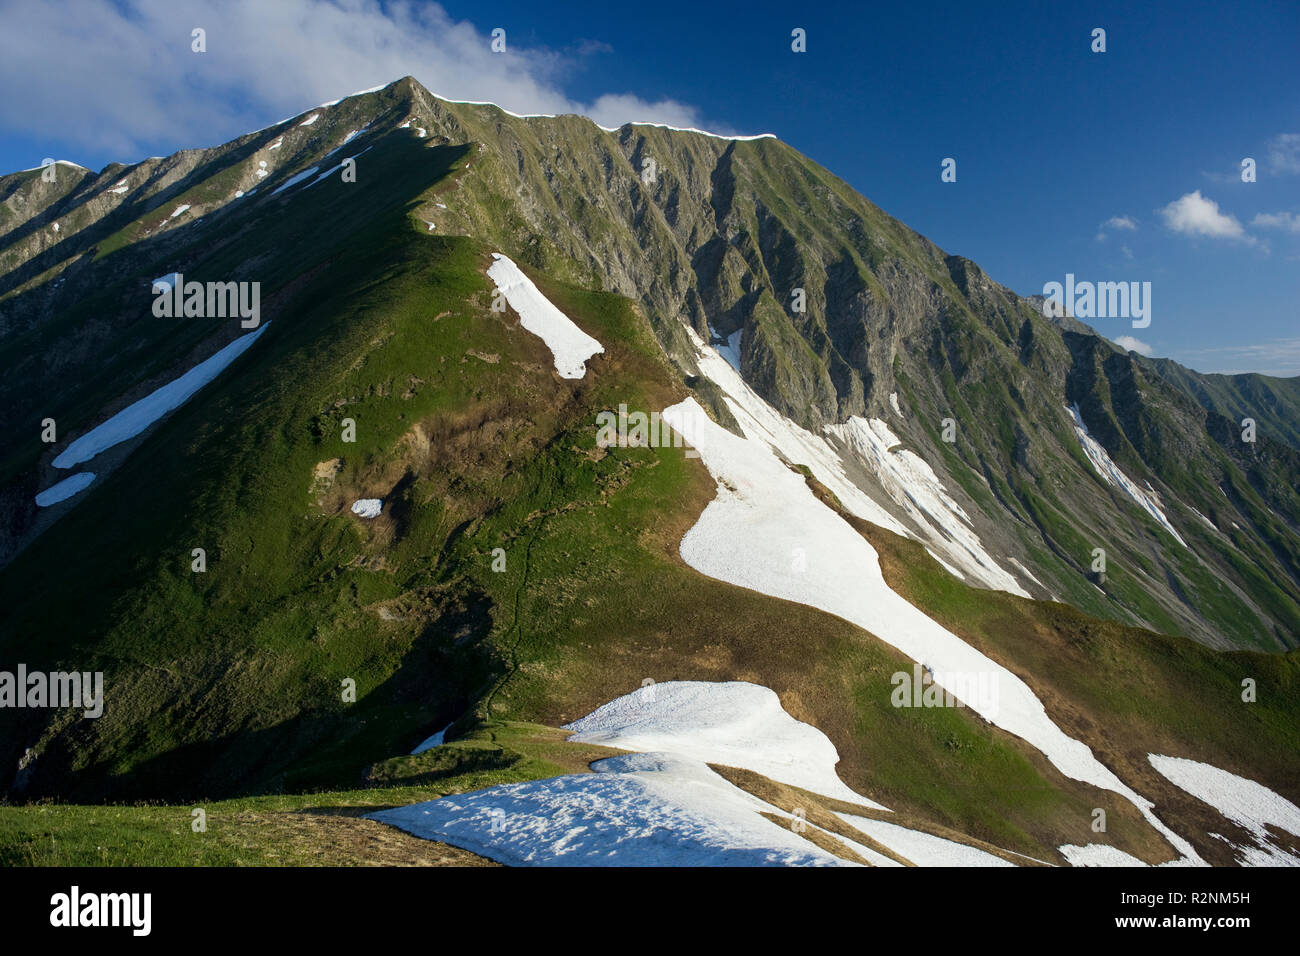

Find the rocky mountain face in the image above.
[
  {"left": 2, "top": 75, "right": 1297, "bottom": 658},
  {"left": 395, "top": 80, "right": 1298, "bottom": 651}
]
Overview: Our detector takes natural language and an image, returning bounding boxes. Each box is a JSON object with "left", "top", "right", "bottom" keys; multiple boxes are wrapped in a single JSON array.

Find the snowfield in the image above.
[
  {"left": 35, "top": 471, "right": 96, "bottom": 507},
  {"left": 826, "top": 416, "right": 1030, "bottom": 596},
  {"left": 661, "top": 340, "right": 1205, "bottom": 864},
  {"left": 53, "top": 325, "right": 270, "bottom": 469},
  {"left": 565, "top": 680, "right": 885, "bottom": 808},
  {"left": 1149, "top": 755, "right": 1300, "bottom": 865},
  {"left": 686, "top": 329, "right": 909, "bottom": 538},
  {"left": 369, "top": 752, "right": 854, "bottom": 866},
  {"left": 371, "top": 681, "right": 1041, "bottom": 866},
  {"left": 1068, "top": 404, "right": 1187, "bottom": 547},
  {"left": 686, "top": 328, "right": 1026, "bottom": 594},
  {"left": 486, "top": 253, "right": 604, "bottom": 379}
]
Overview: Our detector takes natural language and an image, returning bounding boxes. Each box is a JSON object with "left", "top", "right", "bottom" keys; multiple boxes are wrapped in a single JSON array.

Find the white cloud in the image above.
[
  {"left": 1112, "top": 335, "right": 1153, "bottom": 356},
  {"left": 1095, "top": 215, "right": 1137, "bottom": 241},
  {"left": 1252, "top": 211, "right": 1300, "bottom": 234},
  {"left": 0, "top": 0, "right": 719, "bottom": 159},
  {"left": 1267, "top": 133, "right": 1300, "bottom": 175},
  {"left": 1158, "top": 191, "right": 1249, "bottom": 240}
]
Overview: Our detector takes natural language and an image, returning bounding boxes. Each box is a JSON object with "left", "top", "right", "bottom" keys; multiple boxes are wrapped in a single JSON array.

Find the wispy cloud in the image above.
[
  {"left": 1096, "top": 215, "right": 1137, "bottom": 241},
  {"left": 0, "top": 0, "right": 717, "bottom": 160},
  {"left": 1252, "top": 211, "right": 1300, "bottom": 234},
  {"left": 1175, "top": 338, "right": 1300, "bottom": 377},
  {"left": 1267, "top": 133, "right": 1300, "bottom": 175},
  {"left": 1158, "top": 190, "right": 1255, "bottom": 243}
]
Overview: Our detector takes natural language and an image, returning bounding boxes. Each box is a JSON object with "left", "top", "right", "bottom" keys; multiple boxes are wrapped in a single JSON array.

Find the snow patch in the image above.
[
  {"left": 1059, "top": 844, "right": 1149, "bottom": 867},
  {"left": 1009, "top": 558, "right": 1046, "bottom": 590},
  {"left": 926, "top": 549, "right": 966, "bottom": 580},
  {"left": 610, "top": 122, "right": 776, "bottom": 142},
  {"left": 270, "top": 166, "right": 320, "bottom": 196},
  {"left": 18, "top": 159, "right": 87, "bottom": 173},
  {"left": 709, "top": 325, "right": 743, "bottom": 373},
  {"left": 889, "top": 392, "right": 902, "bottom": 416},
  {"left": 1067, "top": 404, "right": 1187, "bottom": 547},
  {"left": 351, "top": 498, "right": 382, "bottom": 519},
  {"left": 1149, "top": 755, "right": 1300, "bottom": 866},
  {"left": 426, "top": 88, "right": 776, "bottom": 141},
  {"left": 35, "top": 472, "right": 96, "bottom": 507},
  {"left": 838, "top": 814, "right": 1015, "bottom": 867},
  {"left": 565, "top": 680, "right": 883, "bottom": 808},
  {"left": 369, "top": 752, "right": 853, "bottom": 867},
  {"left": 268, "top": 138, "right": 283, "bottom": 151},
  {"left": 317, "top": 83, "right": 388, "bottom": 107},
  {"left": 305, "top": 147, "right": 372, "bottom": 189},
  {"left": 486, "top": 253, "right": 604, "bottom": 379},
  {"left": 151, "top": 272, "right": 180, "bottom": 293},
  {"left": 299, "top": 113, "right": 320, "bottom": 127},
  {"left": 411, "top": 724, "right": 452, "bottom": 755},
  {"left": 169, "top": 204, "right": 191, "bottom": 218},
  {"left": 53, "top": 325, "right": 270, "bottom": 469},
  {"left": 825, "top": 416, "right": 1031, "bottom": 597}
]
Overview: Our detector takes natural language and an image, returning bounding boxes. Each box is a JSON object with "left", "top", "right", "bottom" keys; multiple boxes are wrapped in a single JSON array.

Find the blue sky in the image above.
[{"left": 2, "top": 0, "right": 1297, "bottom": 374}]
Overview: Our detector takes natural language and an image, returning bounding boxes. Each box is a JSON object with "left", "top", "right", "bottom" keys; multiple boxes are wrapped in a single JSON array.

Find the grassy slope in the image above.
[
  {"left": 857, "top": 506, "right": 1300, "bottom": 865},
  {"left": 0, "top": 722, "right": 608, "bottom": 866}
]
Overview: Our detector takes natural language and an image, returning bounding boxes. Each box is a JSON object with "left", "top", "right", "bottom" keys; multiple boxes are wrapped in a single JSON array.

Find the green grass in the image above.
[
  {"left": 0, "top": 721, "right": 607, "bottom": 866},
  {"left": 866, "top": 519, "right": 1300, "bottom": 807}
]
